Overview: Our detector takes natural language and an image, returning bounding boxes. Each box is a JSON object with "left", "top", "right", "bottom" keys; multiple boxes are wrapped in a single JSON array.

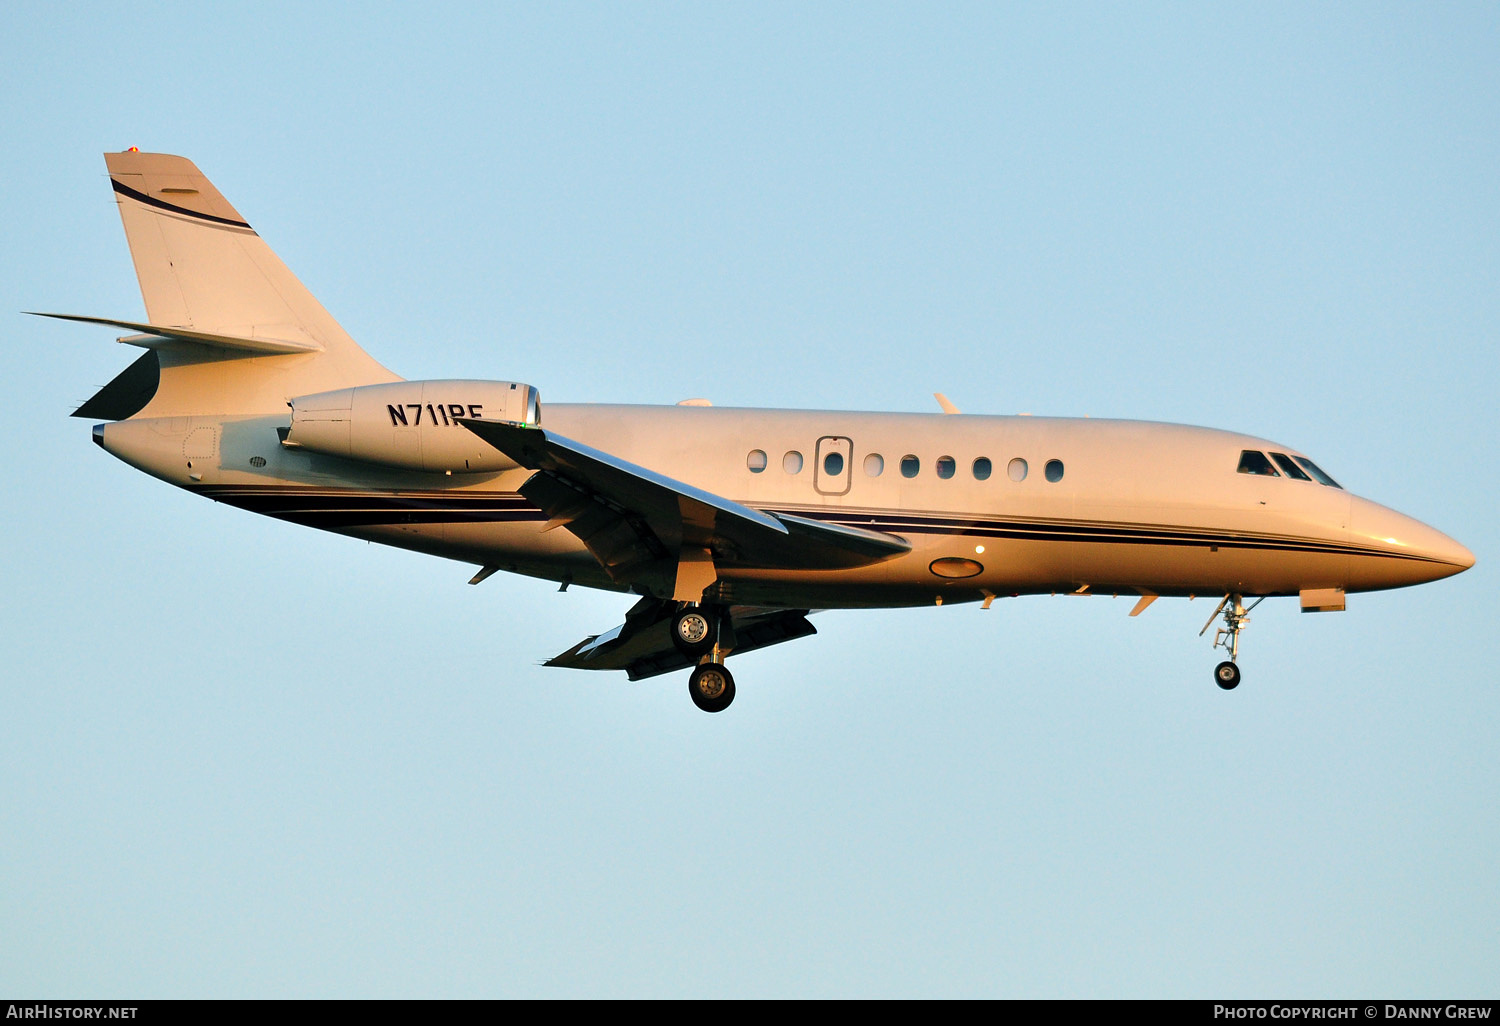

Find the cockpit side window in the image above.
[
  {"left": 1270, "top": 452, "right": 1312, "bottom": 481},
  {"left": 1293, "top": 456, "right": 1342, "bottom": 489},
  {"left": 1236, "top": 450, "right": 1280, "bottom": 477}
]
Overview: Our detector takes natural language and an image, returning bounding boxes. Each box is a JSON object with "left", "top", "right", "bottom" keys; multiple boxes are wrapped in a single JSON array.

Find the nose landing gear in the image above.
[{"left": 1200, "top": 593, "right": 1263, "bottom": 690}]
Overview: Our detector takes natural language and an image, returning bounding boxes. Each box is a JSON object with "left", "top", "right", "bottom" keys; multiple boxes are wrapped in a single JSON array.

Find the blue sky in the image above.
[{"left": 2, "top": 2, "right": 1495, "bottom": 997}]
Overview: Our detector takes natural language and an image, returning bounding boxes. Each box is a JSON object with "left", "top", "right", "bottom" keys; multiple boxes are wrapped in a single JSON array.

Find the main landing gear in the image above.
[
  {"left": 1200, "top": 593, "right": 1263, "bottom": 690},
  {"left": 688, "top": 661, "right": 735, "bottom": 713},
  {"left": 674, "top": 603, "right": 736, "bottom": 713},
  {"left": 671, "top": 606, "right": 715, "bottom": 657}
]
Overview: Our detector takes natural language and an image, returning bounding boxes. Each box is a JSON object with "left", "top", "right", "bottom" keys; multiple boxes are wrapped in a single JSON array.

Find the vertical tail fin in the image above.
[{"left": 80, "top": 151, "right": 400, "bottom": 417}]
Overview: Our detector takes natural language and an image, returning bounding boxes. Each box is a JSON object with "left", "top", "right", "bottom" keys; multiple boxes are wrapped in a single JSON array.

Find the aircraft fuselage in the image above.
[{"left": 96, "top": 403, "right": 1472, "bottom": 610}]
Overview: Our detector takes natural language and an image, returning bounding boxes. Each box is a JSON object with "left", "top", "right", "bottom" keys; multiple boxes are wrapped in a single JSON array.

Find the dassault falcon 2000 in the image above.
[{"left": 42, "top": 151, "right": 1474, "bottom": 711}]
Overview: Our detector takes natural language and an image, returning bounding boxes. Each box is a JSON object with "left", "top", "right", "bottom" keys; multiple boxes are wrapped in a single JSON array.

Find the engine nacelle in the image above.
[{"left": 283, "top": 379, "right": 540, "bottom": 473}]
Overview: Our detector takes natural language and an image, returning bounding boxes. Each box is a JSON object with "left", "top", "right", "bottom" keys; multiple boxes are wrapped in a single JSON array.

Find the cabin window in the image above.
[
  {"left": 783, "top": 451, "right": 804, "bottom": 475},
  {"left": 900, "top": 455, "right": 920, "bottom": 478},
  {"left": 1270, "top": 452, "right": 1311, "bottom": 481},
  {"left": 864, "top": 453, "right": 884, "bottom": 477},
  {"left": 973, "top": 457, "right": 992, "bottom": 481},
  {"left": 936, "top": 456, "right": 956, "bottom": 479},
  {"left": 1008, "top": 458, "right": 1028, "bottom": 482},
  {"left": 824, "top": 451, "right": 845, "bottom": 476},
  {"left": 1293, "top": 456, "right": 1342, "bottom": 489},
  {"left": 747, "top": 449, "right": 768, "bottom": 473},
  {"left": 1236, "top": 450, "right": 1280, "bottom": 477},
  {"left": 1045, "top": 459, "right": 1065, "bottom": 483}
]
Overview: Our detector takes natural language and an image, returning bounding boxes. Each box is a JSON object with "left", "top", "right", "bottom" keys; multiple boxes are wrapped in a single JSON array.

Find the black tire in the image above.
[
  {"left": 1214, "top": 660, "right": 1241, "bottom": 690},
  {"left": 671, "top": 607, "right": 715, "bottom": 656},
  {"left": 688, "top": 662, "right": 736, "bottom": 713}
]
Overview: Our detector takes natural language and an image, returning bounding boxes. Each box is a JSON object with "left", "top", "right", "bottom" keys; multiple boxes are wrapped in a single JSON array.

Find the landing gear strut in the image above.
[
  {"left": 1200, "top": 593, "right": 1263, "bottom": 690},
  {"left": 674, "top": 603, "right": 737, "bottom": 711}
]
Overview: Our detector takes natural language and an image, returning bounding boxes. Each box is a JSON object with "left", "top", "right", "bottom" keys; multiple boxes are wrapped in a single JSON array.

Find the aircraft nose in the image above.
[{"left": 1348, "top": 495, "right": 1474, "bottom": 589}]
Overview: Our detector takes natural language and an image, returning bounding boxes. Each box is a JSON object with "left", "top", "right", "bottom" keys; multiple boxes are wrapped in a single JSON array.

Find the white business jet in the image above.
[{"left": 40, "top": 152, "right": 1474, "bottom": 712}]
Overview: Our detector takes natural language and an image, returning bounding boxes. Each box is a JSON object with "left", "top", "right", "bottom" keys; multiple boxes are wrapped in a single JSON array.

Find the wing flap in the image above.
[
  {"left": 546, "top": 600, "right": 818, "bottom": 681},
  {"left": 772, "top": 511, "right": 917, "bottom": 564}
]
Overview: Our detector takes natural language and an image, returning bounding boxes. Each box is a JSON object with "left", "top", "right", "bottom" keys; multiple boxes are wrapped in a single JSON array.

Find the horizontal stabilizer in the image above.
[{"left": 28, "top": 312, "right": 323, "bottom": 355}]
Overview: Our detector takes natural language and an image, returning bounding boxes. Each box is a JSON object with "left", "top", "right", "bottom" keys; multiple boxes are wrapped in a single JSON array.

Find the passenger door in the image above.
[{"left": 814, "top": 435, "right": 853, "bottom": 496}]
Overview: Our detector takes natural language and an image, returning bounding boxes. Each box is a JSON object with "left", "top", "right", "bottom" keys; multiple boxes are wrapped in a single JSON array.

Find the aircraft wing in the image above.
[
  {"left": 545, "top": 598, "right": 817, "bottom": 680},
  {"left": 458, "top": 418, "right": 909, "bottom": 595}
]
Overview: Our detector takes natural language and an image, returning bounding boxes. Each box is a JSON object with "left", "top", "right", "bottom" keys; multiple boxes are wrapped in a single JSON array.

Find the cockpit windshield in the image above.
[
  {"left": 1237, "top": 449, "right": 1342, "bottom": 488},
  {"left": 1292, "top": 455, "right": 1341, "bottom": 488},
  {"left": 1236, "top": 450, "right": 1279, "bottom": 476},
  {"left": 1270, "top": 453, "right": 1311, "bottom": 480}
]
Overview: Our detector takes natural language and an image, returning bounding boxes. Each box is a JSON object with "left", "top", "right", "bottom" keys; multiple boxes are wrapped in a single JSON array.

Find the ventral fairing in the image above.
[{"left": 42, "top": 151, "right": 1475, "bottom": 711}]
